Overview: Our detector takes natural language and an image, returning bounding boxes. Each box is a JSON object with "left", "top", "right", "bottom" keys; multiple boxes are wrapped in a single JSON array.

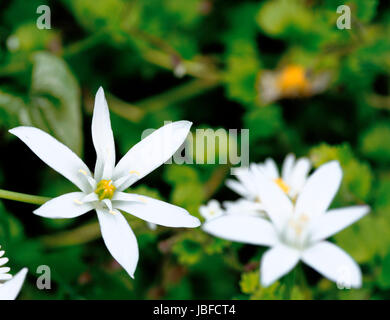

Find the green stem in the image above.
[
  {"left": 62, "top": 32, "right": 107, "bottom": 58},
  {"left": 0, "top": 189, "right": 50, "bottom": 205},
  {"left": 40, "top": 220, "right": 101, "bottom": 248},
  {"left": 283, "top": 268, "right": 297, "bottom": 300},
  {"left": 105, "top": 78, "right": 220, "bottom": 122}
]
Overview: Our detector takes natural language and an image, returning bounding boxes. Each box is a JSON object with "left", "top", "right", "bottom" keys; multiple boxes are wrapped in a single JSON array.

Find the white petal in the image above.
[
  {"left": 295, "top": 161, "right": 342, "bottom": 217},
  {"left": 223, "top": 199, "right": 266, "bottom": 217},
  {"left": 199, "top": 200, "right": 224, "bottom": 220},
  {"left": 260, "top": 245, "right": 300, "bottom": 287},
  {"left": 309, "top": 206, "right": 370, "bottom": 243},
  {"left": 0, "top": 272, "right": 12, "bottom": 281},
  {"left": 0, "top": 268, "right": 28, "bottom": 300},
  {"left": 281, "top": 154, "right": 295, "bottom": 182},
  {"left": 225, "top": 179, "right": 248, "bottom": 198},
  {"left": 256, "top": 170, "right": 294, "bottom": 231},
  {"left": 113, "top": 121, "right": 192, "bottom": 190},
  {"left": 81, "top": 192, "right": 99, "bottom": 203},
  {"left": 92, "top": 87, "right": 116, "bottom": 181},
  {"left": 302, "top": 241, "right": 362, "bottom": 288},
  {"left": 287, "top": 158, "right": 311, "bottom": 197},
  {"left": 96, "top": 209, "right": 139, "bottom": 278},
  {"left": 102, "top": 199, "right": 113, "bottom": 212},
  {"left": 9, "top": 127, "right": 91, "bottom": 192},
  {"left": 233, "top": 167, "right": 259, "bottom": 198},
  {"left": 34, "top": 192, "right": 93, "bottom": 219},
  {"left": 112, "top": 192, "right": 147, "bottom": 203},
  {"left": 0, "top": 258, "right": 9, "bottom": 266},
  {"left": 0, "top": 267, "right": 10, "bottom": 274},
  {"left": 263, "top": 158, "right": 279, "bottom": 179},
  {"left": 114, "top": 195, "right": 200, "bottom": 228},
  {"left": 203, "top": 215, "right": 278, "bottom": 246}
]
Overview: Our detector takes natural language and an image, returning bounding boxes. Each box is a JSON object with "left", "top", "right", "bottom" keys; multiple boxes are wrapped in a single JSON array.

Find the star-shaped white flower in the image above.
[
  {"left": 226, "top": 154, "right": 311, "bottom": 201},
  {"left": 204, "top": 161, "right": 369, "bottom": 288},
  {"left": 199, "top": 200, "right": 224, "bottom": 221},
  {"left": 10, "top": 87, "right": 200, "bottom": 278},
  {"left": 0, "top": 246, "right": 28, "bottom": 300}
]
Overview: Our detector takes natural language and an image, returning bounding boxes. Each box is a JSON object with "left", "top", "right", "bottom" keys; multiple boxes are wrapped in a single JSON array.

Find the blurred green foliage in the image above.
[{"left": 0, "top": 0, "right": 389, "bottom": 300}]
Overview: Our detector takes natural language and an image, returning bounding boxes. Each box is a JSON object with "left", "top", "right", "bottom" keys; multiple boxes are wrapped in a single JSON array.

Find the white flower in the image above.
[
  {"left": 257, "top": 65, "right": 330, "bottom": 104},
  {"left": 223, "top": 199, "right": 266, "bottom": 218},
  {"left": 199, "top": 200, "right": 224, "bottom": 221},
  {"left": 10, "top": 87, "right": 200, "bottom": 279},
  {"left": 226, "top": 154, "right": 311, "bottom": 201},
  {"left": 204, "top": 161, "right": 369, "bottom": 288},
  {"left": 0, "top": 246, "right": 28, "bottom": 300}
]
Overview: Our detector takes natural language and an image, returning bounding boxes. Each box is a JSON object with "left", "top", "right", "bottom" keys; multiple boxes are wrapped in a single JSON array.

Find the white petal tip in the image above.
[
  {"left": 260, "top": 278, "right": 273, "bottom": 288},
  {"left": 176, "top": 216, "right": 201, "bottom": 228},
  {"left": 8, "top": 127, "right": 22, "bottom": 135},
  {"left": 361, "top": 205, "right": 371, "bottom": 215},
  {"left": 188, "top": 217, "right": 201, "bottom": 228},
  {"left": 174, "top": 120, "right": 192, "bottom": 129},
  {"left": 96, "top": 86, "right": 105, "bottom": 95},
  {"left": 32, "top": 208, "right": 46, "bottom": 218},
  {"left": 20, "top": 268, "right": 28, "bottom": 275},
  {"left": 327, "top": 160, "right": 342, "bottom": 170}
]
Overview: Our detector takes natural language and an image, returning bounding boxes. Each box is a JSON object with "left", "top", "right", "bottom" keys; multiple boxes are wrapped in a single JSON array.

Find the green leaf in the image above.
[
  {"left": 256, "top": 0, "right": 313, "bottom": 37},
  {"left": 240, "top": 271, "right": 259, "bottom": 295},
  {"left": 378, "top": 252, "right": 390, "bottom": 289},
  {"left": 244, "top": 105, "right": 284, "bottom": 140},
  {"left": 30, "top": 52, "right": 83, "bottom": 155},
  {"left": 0, "top": 90, "right": 29, "bottom": 128},
  {"left": 360, "top": 123, "right": 390, "bottom": 164},
  {"left": 61, "top": 0, "right": 125, "bottom": 33}
]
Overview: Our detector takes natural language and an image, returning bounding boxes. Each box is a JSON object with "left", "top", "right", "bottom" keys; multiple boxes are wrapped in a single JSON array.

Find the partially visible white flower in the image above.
[
  {"left": 226, "top": 154, "right": 311, "bottom": 201},
  {"left": 10, "top": 87, "right": 200, "bottom": 279},
  {"left": 256, "top": 154, "right": 311, "bottom": 199},
  {"left": 199, "top": 200, "right": 224, "bottom": 221},
  {"left": 258, "top": 65, "right": 330, "bottom": 104},
  {"left": 204, "top": 161, "right": 369, "bottom": 288},
  {"left": 0, "top": 246, "right": 28, "bottom": 300},
  {"left": 6, "top": 35, "right": 20, "bottom": 52},
  {"left": 223, "top": 199, "right": 266, "bottom": 218}
]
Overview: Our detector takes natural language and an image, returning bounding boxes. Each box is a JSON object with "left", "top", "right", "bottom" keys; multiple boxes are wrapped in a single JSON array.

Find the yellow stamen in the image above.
[
  {"left": 95, "top": 180, "right": 116, "bottom": 201},
  {"left": 277, "top": 65, "right": 309, "bottom": 95},
  {"left": 274, "top": 178, "right": 290, "bottom": 194}
]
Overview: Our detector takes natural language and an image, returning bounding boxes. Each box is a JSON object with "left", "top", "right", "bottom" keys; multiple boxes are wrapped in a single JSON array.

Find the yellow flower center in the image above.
[
  {"left": 95, "top": 180, "right": 116, "bottom": 201},
  {"left": 277, "top": 65, "right": 308, "bottom": 94},
  {"left": 274, "top": 178, "right": 290, "bottom": 194}
]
